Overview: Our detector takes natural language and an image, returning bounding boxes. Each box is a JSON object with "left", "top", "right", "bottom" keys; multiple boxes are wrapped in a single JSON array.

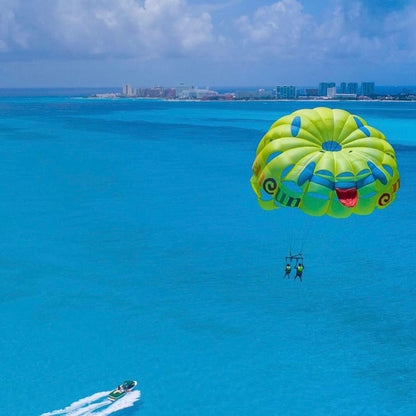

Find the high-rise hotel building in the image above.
[{"left": 361, "top": 82, "right": 375, "bottom": 96}]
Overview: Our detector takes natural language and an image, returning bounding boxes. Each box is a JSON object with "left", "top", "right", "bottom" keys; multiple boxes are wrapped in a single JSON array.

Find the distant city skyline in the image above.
[
  {"left": 110, "top": 81, "right": 415, "bottom": 101},
  {"left": 0, "top": 0, "right": 415, "bottom": 88}
]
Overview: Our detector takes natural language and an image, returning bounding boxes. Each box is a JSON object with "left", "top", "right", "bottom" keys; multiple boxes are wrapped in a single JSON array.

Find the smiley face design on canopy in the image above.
[{"left": 251, "top": 107, "right": 400, "bottom": 218}]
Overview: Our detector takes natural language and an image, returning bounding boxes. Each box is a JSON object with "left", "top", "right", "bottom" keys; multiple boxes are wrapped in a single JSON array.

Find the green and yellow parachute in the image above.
[{"left": 251, "top": 107, "right": 400, "bottom": 218}]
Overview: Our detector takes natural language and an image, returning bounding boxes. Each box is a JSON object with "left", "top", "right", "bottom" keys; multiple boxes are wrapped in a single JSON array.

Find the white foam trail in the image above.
[
  {"left": 65, "top": 399, "right": 110, "bottom": 416},
  {"left": 40, "top": 391, "right": 109, "bottom": 416},
  {"left": 40, "top": 390, "right": 141, "bottom": 416},
  {"left": 97, "top": 390, "right": 141, "bottom": 416}
]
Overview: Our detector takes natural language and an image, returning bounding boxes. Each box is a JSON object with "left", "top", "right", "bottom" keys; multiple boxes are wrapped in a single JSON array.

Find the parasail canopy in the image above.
[{"left": 251, "top": 107, "right": 400, "bottom": 218}]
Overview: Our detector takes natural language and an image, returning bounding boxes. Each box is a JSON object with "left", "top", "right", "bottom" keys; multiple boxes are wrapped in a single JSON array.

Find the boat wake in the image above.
[{"left": 40, "top": 390, "right": 141, "bottom": 416}]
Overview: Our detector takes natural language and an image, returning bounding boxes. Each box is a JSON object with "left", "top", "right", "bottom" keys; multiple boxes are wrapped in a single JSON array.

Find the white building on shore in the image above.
[
  {"left": 122, "top": 84, "right": 135, "bottom": 97},
  {"left": 175, "top": 84, "right": 219, "bottom": 99}
]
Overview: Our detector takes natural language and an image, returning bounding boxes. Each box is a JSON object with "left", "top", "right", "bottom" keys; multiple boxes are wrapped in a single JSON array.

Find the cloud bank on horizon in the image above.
[{"left": 0, "top": 0, "right": 415, "bottom": 87}]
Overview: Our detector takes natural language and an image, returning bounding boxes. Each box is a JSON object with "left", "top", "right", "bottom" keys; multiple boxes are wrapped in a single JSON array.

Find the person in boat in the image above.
[
  {"left": 294, "top": 263, "right": 304, "bottom": 281},
  {"left": 284, "top": 263, "right": 292, "bottom": 278}
]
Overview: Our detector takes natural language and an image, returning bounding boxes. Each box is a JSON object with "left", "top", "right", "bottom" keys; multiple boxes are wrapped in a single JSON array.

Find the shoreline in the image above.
[{"left": 87, "top": 94, "right": 416, "bottom": 103}]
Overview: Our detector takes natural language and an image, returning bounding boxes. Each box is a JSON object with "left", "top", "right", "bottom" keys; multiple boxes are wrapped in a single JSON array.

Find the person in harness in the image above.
[
  {"left": 284, "top": 263, "right": 292, "bottom": 279},
  {"left": 294, "top": 263, "right": 304, "bottom": 281}
]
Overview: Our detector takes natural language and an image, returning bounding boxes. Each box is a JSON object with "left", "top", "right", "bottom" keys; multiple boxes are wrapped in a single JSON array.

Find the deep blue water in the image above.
[{"left": 0, "top": 95, "right": 415, "bottom": 416}]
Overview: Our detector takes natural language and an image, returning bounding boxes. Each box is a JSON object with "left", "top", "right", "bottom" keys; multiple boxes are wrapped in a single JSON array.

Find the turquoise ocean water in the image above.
[{"left": 0, "top": 93, "right": 415, "bottom": 416}]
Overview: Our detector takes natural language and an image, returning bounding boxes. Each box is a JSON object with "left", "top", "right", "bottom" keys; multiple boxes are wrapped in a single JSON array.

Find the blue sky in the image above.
[{"left": 0, "top": 0, "right": 415, "bottom": 87}]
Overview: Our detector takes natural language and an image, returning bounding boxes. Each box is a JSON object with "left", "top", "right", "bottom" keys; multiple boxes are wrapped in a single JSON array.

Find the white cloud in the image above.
[
  {"left": 383, "top": 5, "right": 416, "bottom": 60},
  {"left": 237, "top": 0, "right": 307, "bottom": 42},
  {"left": 0, "top": 0, "right": 216, "bottom": 59},
  {"left": 0, "top": 0, "right": 30, "bottom": 52},
  {"left": 51, "top": 0, "right": 216, "bottom": 58},
  {"left": 312, "top": 2, "right": 383, "bottom": 60},
  {"left": 234, "top": 0, "right": 416, "bottom": 66},
  {"left": 236, "top": 0, "right": 313, "bottom": 57},
  {"left": 0, "top": 0, "right": 415, "bottom": 70},
  {"left": 316, "top": 1, "right": 416, "bottom": 64},
  {"left": 234, "top": 0, "right": 366, "bottom": 60}
]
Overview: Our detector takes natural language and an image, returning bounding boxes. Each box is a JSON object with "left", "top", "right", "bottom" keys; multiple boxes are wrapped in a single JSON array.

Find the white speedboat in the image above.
[{"left": 108, "top": 380, "right": 138, "bottom": 401}]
